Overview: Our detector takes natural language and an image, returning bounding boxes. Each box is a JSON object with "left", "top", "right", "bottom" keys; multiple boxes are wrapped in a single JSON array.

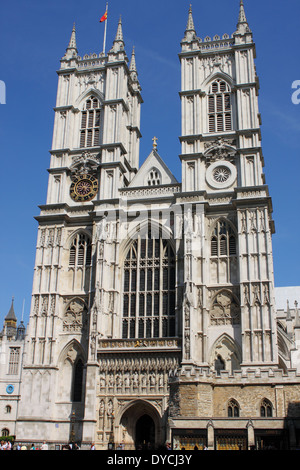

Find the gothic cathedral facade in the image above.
[{"left": 15, "top": 3, "right": 300, "bottom": 450}]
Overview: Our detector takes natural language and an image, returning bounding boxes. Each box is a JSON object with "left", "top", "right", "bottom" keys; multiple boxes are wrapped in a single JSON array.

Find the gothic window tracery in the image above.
[
  {"left": 228, "top": 399, "right": 240, "bottom": 417},
  {"left": 80, "top": 96, "right": 101, "bottom": 148},
  {"left": 122, "top": 231, "right": 176, "bottom": 339},
  {"left": 208, "top": 79, "right": 232, "bottom": 133},
  {"left": 211, "top": 220, "right": 236, "bottom": 257},
  {"left": 69, "top": 233, "right": 92, "bottom": 267},
  {"left": 210, "top": 219, "right": 238, "bottom": 284},
  {"left": 260, "top": 399, "right": 273, "bottom": 417}
]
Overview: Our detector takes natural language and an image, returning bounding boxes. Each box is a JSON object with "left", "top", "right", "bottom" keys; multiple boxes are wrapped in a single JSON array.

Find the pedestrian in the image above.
[
  {"left": 40, "top": 441, "right": 48, "bottom": 450},
  {"left": 90, "top": 443, "right": 95, "bottom": 450}
]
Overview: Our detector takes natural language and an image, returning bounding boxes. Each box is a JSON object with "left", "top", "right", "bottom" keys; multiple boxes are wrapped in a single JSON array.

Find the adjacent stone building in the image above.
[
  {"left": 12, "top": 2, "right": 300, "bottom": 450},
  {"left": 0, "top": 299, "right": 26, "bottom": 440}
]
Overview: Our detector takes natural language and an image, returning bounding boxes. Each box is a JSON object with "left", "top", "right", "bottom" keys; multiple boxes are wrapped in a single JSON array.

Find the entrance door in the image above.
[{"left": 135, "top": 415, "right": 155, "bottom": 450}]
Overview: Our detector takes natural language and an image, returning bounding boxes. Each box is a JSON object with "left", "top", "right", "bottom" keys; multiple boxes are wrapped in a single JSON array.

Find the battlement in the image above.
[{"left": 173, "top": 365, "right": 300, "bottom": 385}]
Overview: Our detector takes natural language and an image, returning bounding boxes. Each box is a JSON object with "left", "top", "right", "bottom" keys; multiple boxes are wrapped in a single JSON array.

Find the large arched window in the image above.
[
  {"left": 208, "top": 79, "right": 232, "bottom": 133},
  {"left": 80, "top": 96, "right": 101, "bottom": 148},
  {"left": 122, "top": 232, "right": 176, "bottom": 339},
  {"left": 69, "top": 233, "right": 92, "bottom": 267}
]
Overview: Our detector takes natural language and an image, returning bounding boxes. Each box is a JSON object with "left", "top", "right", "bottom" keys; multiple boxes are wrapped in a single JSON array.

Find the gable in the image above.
[{"left": 129, "top": 149, "right": 178, "bottom": 188}]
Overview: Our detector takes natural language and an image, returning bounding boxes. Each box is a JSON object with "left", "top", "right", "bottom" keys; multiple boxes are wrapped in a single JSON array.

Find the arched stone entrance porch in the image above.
[{"left": 115, "top": 400, "right": 163, "bottom": 450}]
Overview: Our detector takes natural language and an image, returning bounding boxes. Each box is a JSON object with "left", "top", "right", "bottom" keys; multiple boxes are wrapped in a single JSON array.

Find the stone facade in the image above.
[
  {"left": 0, "top": 300, "right": 25, "bottom": 440},
  {"left": 12, "top": 2, "right": 300, "bottom": 450}
]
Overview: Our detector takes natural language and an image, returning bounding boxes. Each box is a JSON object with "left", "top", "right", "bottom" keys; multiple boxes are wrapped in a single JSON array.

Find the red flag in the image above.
[{"left": 100, "top": 11, "right": 107, "bottom": 22}]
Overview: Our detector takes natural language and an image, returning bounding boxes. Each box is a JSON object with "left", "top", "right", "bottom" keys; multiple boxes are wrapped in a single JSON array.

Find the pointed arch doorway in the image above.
[
  {"left": 118, "top": 400, "right": 162, "bottom": 450},
  {"left": 135, "top": 414, "right": 155, "bottom": 450}
]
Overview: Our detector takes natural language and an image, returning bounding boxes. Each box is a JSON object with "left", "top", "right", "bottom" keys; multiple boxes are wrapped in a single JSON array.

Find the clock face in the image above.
[{"left": 70, "top": 174, "right": 98, "bottom": 202}]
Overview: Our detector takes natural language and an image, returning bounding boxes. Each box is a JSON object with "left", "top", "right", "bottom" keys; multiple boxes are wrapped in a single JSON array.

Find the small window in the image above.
[
  {"left": 228, "top": 399, "right": 240, "bottom": 418},
  {"left": 8, "top": 347, "right": 20, "bottom": 375},
  {"left": 147, "top": 168, "right": 161, "bottom": 186},
  {"left": 260, "top": 399, "right": 273, "bottom": 417}
]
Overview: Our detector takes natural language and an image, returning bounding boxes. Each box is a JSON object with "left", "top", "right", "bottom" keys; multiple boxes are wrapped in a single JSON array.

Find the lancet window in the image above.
[
  {"left": 228, "top": 399, "right": 240, "bottom": 418},
  {"left": 211, "top": 220, "right": 236, "bottom": 257},
  {"left": 208, "top": 80, "right": 232, "bottom": 133},
  {"left": 80, "top": 96, "right": 101, "bottom": 148},
  {"left": 69, "top": 233, "right": 92, "bottom": 267},
  {"left": 147, "top": 168, "right": 161, "bottom": 186},
  {"left": 122, "top": 232, "right": 176, "bottom": 339},
  {"left": 260, "top": 399, "right": 273, "bottom": 418},
  {"left": 72, "top": 359, "right": 84, "bottom": 402}
]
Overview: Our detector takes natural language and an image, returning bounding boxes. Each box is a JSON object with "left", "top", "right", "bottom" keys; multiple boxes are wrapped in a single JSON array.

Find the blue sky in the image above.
[{"left": 0, "top": 0, "right": 299, "bottom": 326}]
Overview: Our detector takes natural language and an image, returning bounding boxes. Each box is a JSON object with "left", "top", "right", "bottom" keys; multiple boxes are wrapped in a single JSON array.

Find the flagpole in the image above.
[{"left": 102, "top": 3, "right": 108, "bottom": 55}]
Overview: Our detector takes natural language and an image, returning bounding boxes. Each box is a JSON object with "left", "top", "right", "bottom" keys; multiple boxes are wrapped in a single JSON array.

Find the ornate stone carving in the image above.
[
  {"left": 63, "top": 298, "right": 87, "bottom": 332},
  {"left": 210, "top": 291, "right": 240, "bottom": 326},
  {"left": 203, "top": 137, "right": 237, "bottom": 165},
  {"left": 70, "top": 151, "right": 101, "bottom": 176}
]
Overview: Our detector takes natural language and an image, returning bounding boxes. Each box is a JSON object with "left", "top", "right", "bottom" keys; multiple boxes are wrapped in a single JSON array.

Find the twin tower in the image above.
[{"left": 15, "top": 3, "right": 296, "bottom": 450}]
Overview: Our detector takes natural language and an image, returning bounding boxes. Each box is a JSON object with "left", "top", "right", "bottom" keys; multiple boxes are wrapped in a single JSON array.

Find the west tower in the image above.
[{"left": 179, "top": 2, "right": 278, "bottom": 371}]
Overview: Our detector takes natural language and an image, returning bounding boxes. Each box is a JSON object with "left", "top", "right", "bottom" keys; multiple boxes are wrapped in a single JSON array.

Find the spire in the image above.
[
  {"left": 129, "top": 46, "right": 138, "bottom": 80},
  {"left": 63, "top": 23, "right": 78, "bottom": 61},
  {"left": 238, "top": 0, "right": 247, "bottom": 23},
  {"left": 235, "top": 0, "right": 251, "bottom": 35},
  {"left": 109, "top": 16, "right": 126, "bottom": 57},
  {"left": 115, "top": 16, "right": 124, "bottom": 43},
  {"left": 129, "top": 47, "right": 137, "bottom": 72},
  {"left": 5, "top": 297, "right": 17, "bottom": 323},
  {"left": 4, "top": 297, "right": 17, "bottom": 339},
  {"left": 68, "top": 23, "right": 77, "bottom": 50},
  {"left": 187, "top": 4, "right": 196, "bottom": 32},
  {"left": 182, "top": 4, "right": 197, "bottom": 44}
]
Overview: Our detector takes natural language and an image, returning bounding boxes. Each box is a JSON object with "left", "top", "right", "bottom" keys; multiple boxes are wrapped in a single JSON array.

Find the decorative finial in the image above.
[
  {"left": 186, "top": 4, "right": 196, "bottom": 32},
  {"left": 235, "top": 0, "right": 251, "bottom": 34},
  {"left": 115, "top": 16, "right": 124, "bottom": 42},
  {"left": 129, "top": 46, "right": 137, "bottom": 72},
  {"left": 182, "top": 3, "right": 197, "bottom": 43},
  {"left": 68, "top": 22, "right": 77, "bottom": 50},
  {"left": 152, "top": 136, "right": 158, "bottom": 150}
]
